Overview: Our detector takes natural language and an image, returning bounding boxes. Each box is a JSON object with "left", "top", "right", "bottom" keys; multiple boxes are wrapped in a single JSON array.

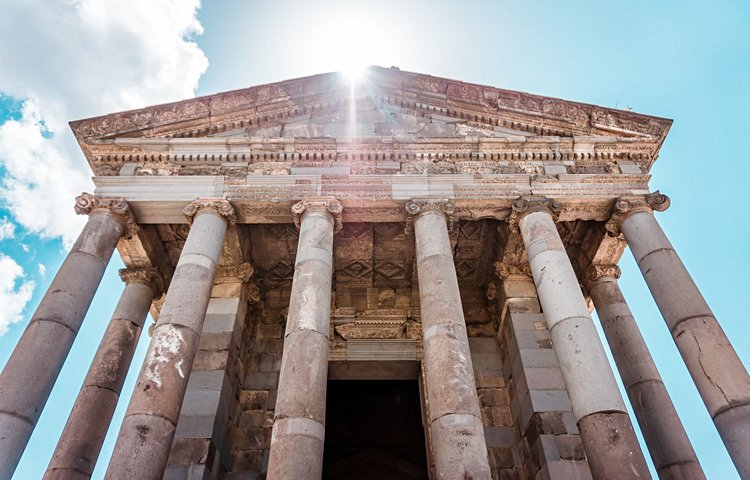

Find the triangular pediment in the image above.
[{"left": 70, "top": 66, "right": 671, "bottom": 145}]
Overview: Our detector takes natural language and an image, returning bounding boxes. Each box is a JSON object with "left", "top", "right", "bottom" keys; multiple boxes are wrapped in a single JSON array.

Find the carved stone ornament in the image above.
[
  {"left": 335, "top": 320, "right": 407, "bottom": 340},
  {"left": 291, "top": 197, "right": 343, "bottom": 233},
  {"left": 605, "top": 191, "right": 670, "bottom": 236},
  {"left": 74, "top": 192, "right": 138, "bottom": 238},
  {"left": 182, "top": 198, "right": 236, "bottom": 225},
  {"left": 149, "top": 293, "right": 166, "bottom": 328},
  {"left": 404, "top": 198, "right": 455, "bottom": 233},
  {"left": 215, "top": 263, "right": 254, "bottom": 283},
  {"left": 494, "top": 261, "right": 533, "bottom": 280},
  {"left": 118, "top": 267, "right": 164, "bottom": 295},
  {"left": 509, "top": 195, "right": 563, "bottom": 230},
  {"left": 583, "top": 264, "right": 622, "bottom": 288}
]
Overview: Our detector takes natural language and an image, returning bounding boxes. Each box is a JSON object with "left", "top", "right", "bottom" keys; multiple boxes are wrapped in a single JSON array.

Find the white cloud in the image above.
[
  {"left": 0, "top": 254, "right": 35, "bottom": 336},
  {"left": 0, "top": 0, "right": 208, "bottom": 246},
  {"left": 0, "top": 217, "right": 15, "bottom": 240},
  {"left": 38, "top": 263, "right": 46, "bottom": 276}
]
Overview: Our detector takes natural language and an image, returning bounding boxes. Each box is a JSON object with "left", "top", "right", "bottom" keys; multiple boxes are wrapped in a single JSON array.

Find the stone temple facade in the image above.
[{"left": 0, "top": 66, "right": 748, "bottom": 479}]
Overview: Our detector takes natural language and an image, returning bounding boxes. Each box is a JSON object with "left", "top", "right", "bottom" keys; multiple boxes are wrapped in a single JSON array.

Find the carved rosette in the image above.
[
  {"left": 583, "top": 264, "right": 622, "bottom": 288},
  {"left": 182, "top": 198, "right": 236, "bottom": 225},
  {"left": 494, "top": 261, "right": 533, "bottom": 280},
  {"left": 605, "top": 191, "right": 670, "bottom": 236},
  {"left": 291, "top": 197, "right": 343, "bottom": 233},
  {"left": 74, "top": 193, "right": 138, "bottom": 238},
  {"left": 404, "top": 199, "right": 455, "bottom": 233},
  {"left": 118, "top": 267, "right": 164, "bottom": 295},
  {"left": 509, "top": 195, "right": 562, "bottom": 231}
]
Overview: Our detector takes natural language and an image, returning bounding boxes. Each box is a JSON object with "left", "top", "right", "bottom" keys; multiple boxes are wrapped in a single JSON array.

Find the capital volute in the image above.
[
  {"left": 291, "top": 197, "right": 343, "bottom": 233},
  {"left": 75, "top": 193, "right": 138, "bottom": 238},
  {"left": 509, "top": 195, "right": 562, "bottom": 231},
  {"left": 182, "top": 198, "right": 236, "bottom": 225},
  {"left": 405, "top": 198, "right": 455, "bottom": 233},
  {"left": 119, "top": 267, "right": 164, "bottom": 296},
  {"left": 605, "top": 191, "right": 670, "bottom": 236},
  {"left": 583, "top": 264, "right": 622, "bottom": 289}
]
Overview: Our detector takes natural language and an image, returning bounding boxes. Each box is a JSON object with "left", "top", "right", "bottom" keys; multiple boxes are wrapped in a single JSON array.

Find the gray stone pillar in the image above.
[
  {"left": 407, "top": 199, "right": 492, "bottom": 479},
  {"left": 612, "top": 192, "right": 750, "bottom": 477},
  {"left": 106, "top": 199, "right": 234, "bottom": 480},
  {"left": 267, "top": 198, "right": 341, "bottom": 480},
  {"left": 513, "top": 196, "right": 650, "bottom": 479},
  {"left": 44, "top": 268, "right": 161, "bottom": 480},
  {"left": 0, "top": 193, "right": 135, "bottom": 480},
  {"left": 585, "top": 265, "right": 705, "bottom": 479}
]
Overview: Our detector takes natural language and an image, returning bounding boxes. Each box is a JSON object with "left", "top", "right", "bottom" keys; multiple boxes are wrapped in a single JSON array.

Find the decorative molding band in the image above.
[
  {"left": 605, "top": 191, "right": 670, "bottom": 236},
  {"left": 182, "top": 198, "right": 236, "bottom": 225},
  {"left": 583, "top": 264, "right": 622, "bottom": 288},
  {"left": 291, "top": 197, "right": 343, "bottom": 233},
  {"left": 405, "top": 198, "right": 455, "bottom": 233},
  {"left": 119, "top": 267, "right": 163, "bottom": 296},
  {"left": 74, "top": 192, "right": 138, "bottom": 238}
]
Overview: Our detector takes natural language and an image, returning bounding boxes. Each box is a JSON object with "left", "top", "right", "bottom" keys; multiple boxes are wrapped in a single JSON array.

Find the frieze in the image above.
[{"left": 215, "top": 262, "right": 254, "bottom": 283}]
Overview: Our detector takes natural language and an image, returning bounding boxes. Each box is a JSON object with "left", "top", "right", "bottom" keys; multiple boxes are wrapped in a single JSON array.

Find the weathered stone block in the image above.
[
  {"left": 167, "top": 438, "right": 210, "bottom": 465},
  {"left": 484, "top": 426, "right": 514, "bottom": 448},
  {"left": 194, "top": 349, "right": 230, "bottom": 371},
  {"left": 175, "top": 414, "right": 216, "bottom": 439},
  {"left": 239, "top": 390, "right": 268, "bottom": 410},
  {"left": 203, "top": 313, "right": 237, "bottom": 333}
]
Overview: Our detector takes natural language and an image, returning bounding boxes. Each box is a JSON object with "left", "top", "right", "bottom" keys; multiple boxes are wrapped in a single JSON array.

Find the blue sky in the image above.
[{"left": 1, "top": 1, "right": 748, "bottom": 478}]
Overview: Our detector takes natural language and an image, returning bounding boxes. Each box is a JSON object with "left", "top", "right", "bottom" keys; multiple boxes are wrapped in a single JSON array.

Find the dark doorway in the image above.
[{"left": 323, "top": 380, "right": 429, "bottom": 480}]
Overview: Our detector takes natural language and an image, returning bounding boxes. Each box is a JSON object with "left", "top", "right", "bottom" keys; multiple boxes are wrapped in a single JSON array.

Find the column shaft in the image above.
[
  {"left": 412, "top": 205, "right": 491, "bottom": 479},
  {"left": 621, "top": 209, "right": 750, "bottom": 477},
  {"left": 267, "top": 204, "right": 335, "bottom": 480},
  {"left": 106, "top": 202, "right": 230, "bottom": 480},
  {"left": 0, "top": 207, "right": 124, "bottom": 479},
  {"left": 518, "top": 209, "right": 650, "bottom": 479},
  {"left": 589, "top": 271, "right": 705, "bottom": 479},
  {"left": 44, "top": 271, "right": 157, "bottom": 480}
]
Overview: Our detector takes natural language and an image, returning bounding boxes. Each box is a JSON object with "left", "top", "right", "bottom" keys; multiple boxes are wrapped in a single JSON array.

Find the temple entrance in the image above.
[{"left": 322, "top": 380, "right": 429, "bottom": 480}]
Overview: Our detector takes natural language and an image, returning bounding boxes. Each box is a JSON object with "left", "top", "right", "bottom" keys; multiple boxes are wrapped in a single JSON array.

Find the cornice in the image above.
[{"left": 70, "top": 66, "right": 672, "bottom": 170}]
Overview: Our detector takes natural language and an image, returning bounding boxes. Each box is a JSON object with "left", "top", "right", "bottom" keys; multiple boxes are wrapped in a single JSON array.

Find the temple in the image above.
[{"left": 0, "top": 66, "right": 748, "bottom": 479}]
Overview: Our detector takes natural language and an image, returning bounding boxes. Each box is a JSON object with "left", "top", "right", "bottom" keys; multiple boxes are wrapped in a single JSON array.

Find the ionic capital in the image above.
[
  {"left": 605, "top": 191, "right": 670, "bottom": 236},
  {"left": 291, "top": 197, "right": 343, "bottom": 233},
  {"left": 583, "top": 264, "right": 622, "bottom": 289},
  {"left": 182, "top": 198, "right": 235, "bottom": 225},
  {"left": 509, "top": 195, "right": 562, "bottom": 230},
  {"left": 405, "top": 198, "right": 455, "bottom": 233},
  {"left": 118, "top": 267, "right": 164, "bottom": 296},
  {"left": 494, "top": 261, "right": 533, "bottom": 280},
  {"left": 75, "top": 193, "right": 138, "bottom": 238},
  {"left": 215, "top": 263, "right": 254, "bottom": 283}
]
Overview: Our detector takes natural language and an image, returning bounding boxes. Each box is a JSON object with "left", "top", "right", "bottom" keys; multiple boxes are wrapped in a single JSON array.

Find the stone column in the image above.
[
  {"left": 407, "top": 199, "right": 492, "bottom": 479},
  {"left": 513, "top": 196, "right": 650, "bottom": 479},
  {"left": 611, "top": 192, "right": 750, "bottom": 477},
  {"left": 0, "top": 193, "right": 135, "bottom": 480},
  {"left": 585, "top": 264, "right": 705, "bottom": 479},
  {"left": 267, "top": 198, "right": 341, "bottom": 480},
  {"left": 106, "top": 199, "right": 234, "bottom": 480},
  {"left": 44, "top": 268, "right": 162, "bottom": 480}
]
